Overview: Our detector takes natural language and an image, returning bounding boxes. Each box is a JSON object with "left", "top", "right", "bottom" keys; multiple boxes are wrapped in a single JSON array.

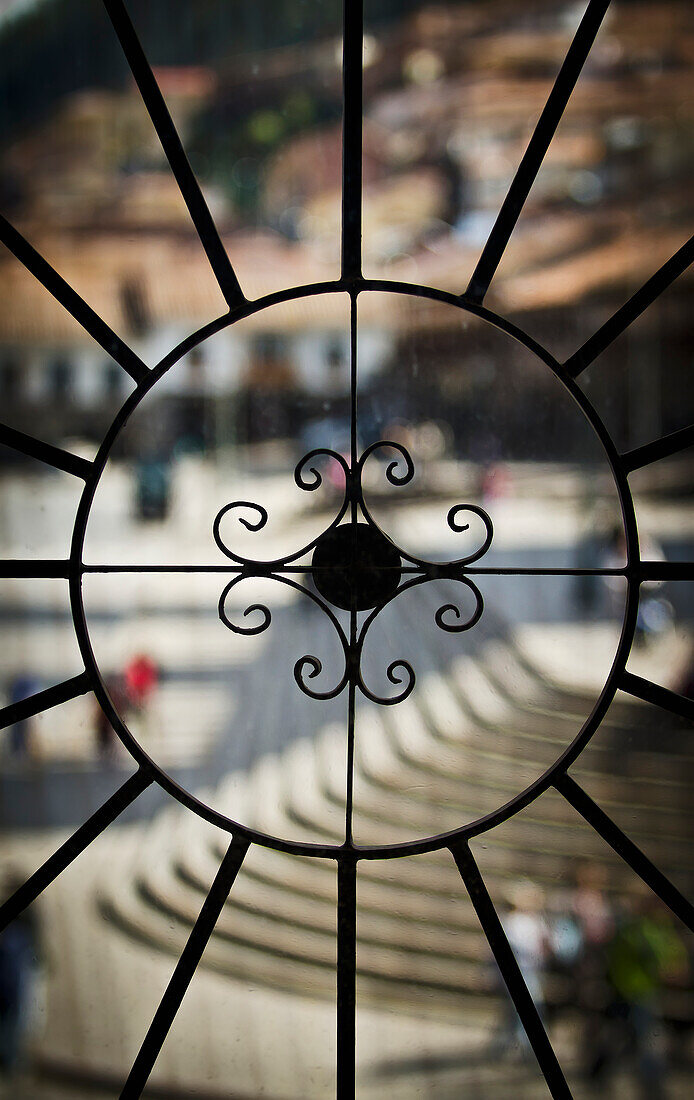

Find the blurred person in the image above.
[
  {"left": 545, "top": 891, "right": 582, "bottom": 1007},
  {"left": 493, "top": 881, "right": 551, "bottom": 1057},
  {"left": 587, "top": 889, "right": 688, "bottom": 1098},
  {"left": 676, "top": 647, "right": 694, "bottom": 700},
  {"left": 602, "top": 527, "right": 672, "bottom": 644},
  {"left": 0, "top": 875, "right": 41, "bottom": 1080},
  {"left": 133, "top": 457, "right": 171, "bottom": 521},
  {"left": 124, "top": 654, "right": 160, "bottom": 744},
  {"left": 5, "top": 675, "right": 40, "bottom": 759},
  {"left": 481, "top": 462, "right": 511, "bottom": 503},
  {"left": 383, "top": 420, "right": 415, "bottom": 457},
  {"left": 93, "top": 675, "right": 127, "bottom": 762},
  {"left": 575, "top": 500, "right": 614, "bottom": 618},
  {"left": 124, "top": 653, "right": 159, "bottom": 714},
  {"left": 569, "top": 862, "right": 615, "bottom": 1068},
  {"left": 326, "top": 452, "right": 348, "bottom": 495},
  {"left": 573, "top": 863, "right": 614, "bottom": 953}
]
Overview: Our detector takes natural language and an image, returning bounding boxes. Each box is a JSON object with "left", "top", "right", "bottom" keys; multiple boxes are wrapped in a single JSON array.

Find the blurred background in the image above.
[{"left": 1, "top": 0, "right": 694, "bottom": 1096}]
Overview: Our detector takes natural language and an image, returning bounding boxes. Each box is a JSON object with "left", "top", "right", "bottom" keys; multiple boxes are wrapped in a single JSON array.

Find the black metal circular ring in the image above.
[{"left": 69, "top": 278, "right": 640, "bottom": 861}]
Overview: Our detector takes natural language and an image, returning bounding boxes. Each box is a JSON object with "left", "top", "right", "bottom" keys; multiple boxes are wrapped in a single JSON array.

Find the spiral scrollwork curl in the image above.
[
  {"left": 359, "top": 439, "right": 415, "bottom": 488},
  {"left": 378, "top": 500, "right": 493, "bottom": 570},
  {"left": 218, "top": 575, "right": 272, "bottom": 636},
  {"left": 358, "top": 659, "right": 416, "bottom": 707},
  {"left": 294, "top": 654, "right": 349, "bottom": 701},
  {"left": 445, "top": 504, "right": 494, "bottom": 565},
  {"left": 294, "top": 448, "right": 351, "bottom": 494},
  {"left": 213, "top": 501, "right": 268, "bottom": 566},
  {"left": 433, "top": 577, "right": 484, "bottom": 633}
]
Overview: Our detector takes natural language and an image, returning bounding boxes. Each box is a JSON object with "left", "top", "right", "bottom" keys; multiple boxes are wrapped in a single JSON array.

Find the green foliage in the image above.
[
  {"left": 0, "top": 0, "right": 443, "bottom": 217},
  {"left": 0, "top": 0, "right": 343, "bottom": 144},
  {"left": 0, "top": 0, "right": 438, "bottom": 143}
]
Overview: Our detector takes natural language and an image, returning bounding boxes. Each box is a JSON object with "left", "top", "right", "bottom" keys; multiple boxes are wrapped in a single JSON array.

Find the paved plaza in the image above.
[{"left": 2, "top": 457, "right": 694, "bottom": 1096}]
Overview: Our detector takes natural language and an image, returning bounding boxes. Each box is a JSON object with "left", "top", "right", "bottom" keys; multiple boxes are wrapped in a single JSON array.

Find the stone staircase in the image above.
[
  {"left": 17, "top": 580, "right": 693, "bottom": 1097},
  {"left": 36, "top": 610, "right": 683, "bottom": 1095}
]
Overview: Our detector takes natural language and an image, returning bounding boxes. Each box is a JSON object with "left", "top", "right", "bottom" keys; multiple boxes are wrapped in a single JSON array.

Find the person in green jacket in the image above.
[{"left": 588, "top": 889, "right": 688, "bottom": 1098}]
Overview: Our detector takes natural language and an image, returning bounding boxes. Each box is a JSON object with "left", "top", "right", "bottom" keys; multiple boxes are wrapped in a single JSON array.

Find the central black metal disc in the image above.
[{"left": 311, "top": 523, "right": 402, "bottom": 610}]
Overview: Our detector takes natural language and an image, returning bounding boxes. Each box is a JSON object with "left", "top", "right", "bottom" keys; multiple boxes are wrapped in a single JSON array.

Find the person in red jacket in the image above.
[{"left": 124, "top": 654, "right": 159, "bottom": 712}]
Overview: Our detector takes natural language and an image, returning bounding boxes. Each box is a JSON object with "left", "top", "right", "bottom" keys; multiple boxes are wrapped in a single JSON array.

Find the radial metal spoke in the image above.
[
  {"left": 465, "top": 0, "right": 610, "bottom": 304},
  {"left": 621, "top": 423, "right": 694, "bottom": 473},
  {"left": 0, "top": 768, "right": 152, "bottom": 933},
  {"left": 0, "top": 214, "right": 149, "bottom": 383},
  {"left": 349, "top": 290, "right": 358, "bottom": 479},
  {"left": 0, "top": 423, "right": 93, "bottom": 480},
  {"left": 344, "top": 288, "right": 360, "bottom": 848},
  {"left": 120, "top": 836, "right": 249, "bottom": 1099},
  {"left": 449, "top": 565, "right": 625, "bottom": 577},
  {"left": 103, "top": 0, "right": 244, "bottom": 311},
  {"left": 638, "top": 561, "right": 694, "bottom": 582},
  {"left": 0, "top": 559, "right": 71, "bottom": 578},
  {"left": 81, "top": 564, "right": 627, "bottom": 578},
  {"left": 450, "top": 841, "right": 572, "bottom": 1099},
  {"left": 619, "top": 670, "right": 694, "bottom": 723},
  {"left": 336, "top": 856, "right": 357, "bottom": 1100},
  {"left": 565, "top": 234, "right": 694, "bottom": 377},
  {"left": 556, "top": 774, "right": 694, "bottom": 932},
  {"left": 344, "top": 647, "right": 357, "bottom": 846},
  {"left": 0, "top": 672, "right": 91, "bottom": 731},
  {"left": 341, "top": 0, "right": 364, "bottom": 280}
]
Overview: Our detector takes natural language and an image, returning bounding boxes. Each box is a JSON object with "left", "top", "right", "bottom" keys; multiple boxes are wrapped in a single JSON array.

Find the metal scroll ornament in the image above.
[{"left": 214, "top": 442, "right": 493, "bottom": 706}]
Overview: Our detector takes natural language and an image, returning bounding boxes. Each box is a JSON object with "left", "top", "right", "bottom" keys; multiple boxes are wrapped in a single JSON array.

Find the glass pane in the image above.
[{"left": 1, "top": 2, "right": 692, "bottom": 1097}]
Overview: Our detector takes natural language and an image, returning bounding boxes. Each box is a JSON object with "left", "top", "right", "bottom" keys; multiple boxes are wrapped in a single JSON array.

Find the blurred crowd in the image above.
[
  {"left": 94, "top": 653, "right": 159, "bottom": 761},
  {"left": 3, "top": 653, "right": 159, "bottom": 766},
  {"left": 498, "top": 863, "right": 691, "bottom": 1097}
]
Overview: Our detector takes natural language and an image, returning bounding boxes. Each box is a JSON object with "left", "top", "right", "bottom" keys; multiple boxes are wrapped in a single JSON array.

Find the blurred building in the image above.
[{"left": 0, "top": 0, "right": 692, "bottom": 457}]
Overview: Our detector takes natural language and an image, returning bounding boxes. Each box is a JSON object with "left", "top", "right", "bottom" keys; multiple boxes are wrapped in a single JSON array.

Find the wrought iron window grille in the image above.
[{"left": 0, "top": 1, "right": 692, "bottom": 1097}]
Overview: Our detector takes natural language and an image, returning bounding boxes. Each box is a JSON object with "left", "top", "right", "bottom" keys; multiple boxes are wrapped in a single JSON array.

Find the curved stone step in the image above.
[
  {"left": 350, "top": 704, "right": 694, "bottom": 853},
  {"left": 99, "top": 859, "right": 493, "bottom": 1018}
]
